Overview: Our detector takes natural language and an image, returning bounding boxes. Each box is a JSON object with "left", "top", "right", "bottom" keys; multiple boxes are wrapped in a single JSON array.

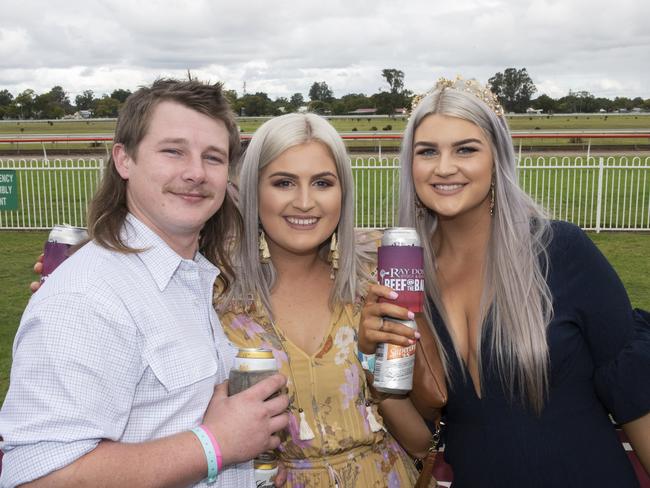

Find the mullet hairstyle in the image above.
[
  {"left": 399, "top": 88, "right": 553, "bottom": 414},
  {"left": 87, "top": 78, "right": 243, "bottom": 290},
  {"left": 224, "top": 113, "right": 371, "bottom": 318}
]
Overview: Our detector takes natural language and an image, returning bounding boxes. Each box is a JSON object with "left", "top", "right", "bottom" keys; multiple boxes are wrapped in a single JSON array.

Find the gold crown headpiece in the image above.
[{"left": 410, "top": 75, "right": 505, "bottom": 118}]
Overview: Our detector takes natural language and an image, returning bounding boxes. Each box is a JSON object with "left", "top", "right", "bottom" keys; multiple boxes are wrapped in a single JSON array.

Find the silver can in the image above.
[
  {"left": 41, "top": 225, "right": 88, "bottom": 283},
  {"left": 373, "top": 318, "right": 418, "bottom": 394},
  {"left": 254, "top": 451, "right": 278, "bottom": 488},
  {"left": 228, "top": 348, "right": 279, "bottom": 396},
  {"left": 373, "top": 227, "right": 424, "bottom": 394},
  {"left": 381, "top": 227, "right": 422, "bottom": 247}
]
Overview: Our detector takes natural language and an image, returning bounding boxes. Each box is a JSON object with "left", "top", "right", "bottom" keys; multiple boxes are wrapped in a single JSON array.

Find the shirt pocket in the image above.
[{"left": 144, "top": 333, "right": 219, "bottom": 392}]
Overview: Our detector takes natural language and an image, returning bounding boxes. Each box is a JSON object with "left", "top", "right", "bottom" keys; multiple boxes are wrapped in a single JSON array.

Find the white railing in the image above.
[
  {"left": 0, "top": 158, "right": 104, "bottom": 229},
  {"left": 518, "top": 156, "right": 650, "bottom": 231},
  {"left": 1, "top": 156, "right": 649, "bottom": 231}
]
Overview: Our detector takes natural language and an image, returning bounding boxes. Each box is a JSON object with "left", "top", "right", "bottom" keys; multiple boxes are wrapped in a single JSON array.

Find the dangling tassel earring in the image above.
[
  {"left": 328, "top": 232, "right": 339, "bottom": 280},
  {"left": 365, "top": 401, "right": 385, "bottom": 432},
  {"left": 415, "top": 197, "right": 426, "bottom": 218},
  {"left": 298, "top": 408, "right": 315, "bottom": 440},
  {"left": 259, "top": 230, "right": 271, "bottom": 263},
  {"left": 489, "top": 177, "right": 496, "bottom": 217}
]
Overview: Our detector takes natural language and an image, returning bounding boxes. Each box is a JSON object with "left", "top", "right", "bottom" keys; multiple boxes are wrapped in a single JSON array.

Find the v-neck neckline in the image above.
[
  {"left": 267, "top": 303, "right": 344, "bottom": 360},
  {"left": 430, "top": 302, "right": 485, "bottom": 400}
]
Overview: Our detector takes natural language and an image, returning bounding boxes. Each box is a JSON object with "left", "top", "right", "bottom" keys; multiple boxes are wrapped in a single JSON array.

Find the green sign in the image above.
[{"left": 0, "top": 170, "right": 18, "bottom": 210}]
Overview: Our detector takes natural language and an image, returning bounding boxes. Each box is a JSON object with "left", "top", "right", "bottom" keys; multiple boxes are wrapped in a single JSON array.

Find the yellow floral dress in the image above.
[{"left": 219, "top": 297, "right": 419, "bottom": 487}]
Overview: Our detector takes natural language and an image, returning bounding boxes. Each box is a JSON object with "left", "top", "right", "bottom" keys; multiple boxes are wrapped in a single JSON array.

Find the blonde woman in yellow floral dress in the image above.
[{"left": 218, "top": 113, "right": 430, "bottom": 487}]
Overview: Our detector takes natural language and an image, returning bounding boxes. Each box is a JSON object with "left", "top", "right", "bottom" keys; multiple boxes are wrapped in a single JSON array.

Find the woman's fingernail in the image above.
[
  {"left": 407, "top": 311, "right": 415, "bottom": 319},
  {"left": 388, "top": 291, "right": 398, "bottom": 299},
  {"left": 408, "top": 339, "right": 416, "bottom": 345},
  {"left": 414, "top": 331, "right": 421, "bottom": 339}
]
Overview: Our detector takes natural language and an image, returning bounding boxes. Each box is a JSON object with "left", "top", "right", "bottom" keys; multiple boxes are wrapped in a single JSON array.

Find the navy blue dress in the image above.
[{"left": 429, "top": 221, "right": 650, "bottom": 487}]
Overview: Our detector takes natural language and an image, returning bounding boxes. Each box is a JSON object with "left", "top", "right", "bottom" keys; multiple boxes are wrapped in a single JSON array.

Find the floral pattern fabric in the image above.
[{"left": 220, "top": 299, "right": 419, "bottom": 487}]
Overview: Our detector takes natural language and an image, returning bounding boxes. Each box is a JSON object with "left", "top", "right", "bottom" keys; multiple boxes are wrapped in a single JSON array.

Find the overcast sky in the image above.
[{"left": 1, "top": 0, "right": 648, "bottom": 102}]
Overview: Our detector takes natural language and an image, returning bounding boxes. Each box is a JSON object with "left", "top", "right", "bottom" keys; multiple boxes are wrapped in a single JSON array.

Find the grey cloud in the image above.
[{"left": 1, "top": 0, "right": 648, "bottom": 99}]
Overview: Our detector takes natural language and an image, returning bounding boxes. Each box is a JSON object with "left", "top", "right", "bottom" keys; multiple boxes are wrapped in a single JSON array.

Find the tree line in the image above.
[{"left": 1, "top": 68, "right": 648, "bottom": 120}]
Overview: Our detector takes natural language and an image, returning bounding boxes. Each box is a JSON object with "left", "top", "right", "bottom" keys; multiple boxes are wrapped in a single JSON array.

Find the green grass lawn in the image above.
[
  {"left": 1, "top": 114, "right": 649, "bottom": 134},
  {"left": 0, "top": 230, "right": 648, "bottom": 402},
  {"left": 0, "top": 231, "right": 48, "bottom": 401},
  {"left": 1, "top": 114, "right": 649, "bottom": 153}
]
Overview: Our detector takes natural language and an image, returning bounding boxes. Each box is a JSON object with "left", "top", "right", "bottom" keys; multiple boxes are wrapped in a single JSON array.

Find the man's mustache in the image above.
[{"left": 163, "top": 185, "right": 215, "bottom": 198}]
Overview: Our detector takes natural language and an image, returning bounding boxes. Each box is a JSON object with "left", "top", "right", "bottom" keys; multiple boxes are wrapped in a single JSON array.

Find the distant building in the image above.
[{"left": 348, "top": 108, "right": 378, "bottom": 115}]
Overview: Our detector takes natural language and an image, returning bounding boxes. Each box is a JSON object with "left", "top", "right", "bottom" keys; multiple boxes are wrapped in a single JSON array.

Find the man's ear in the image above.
[{"left": 113, "top": 143, "right": 132, "bottom": 180}]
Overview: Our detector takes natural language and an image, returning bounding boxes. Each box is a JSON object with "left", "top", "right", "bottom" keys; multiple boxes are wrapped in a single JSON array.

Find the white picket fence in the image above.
[{"left": 1, "top": 156, "right": 649, "bottom": 231}]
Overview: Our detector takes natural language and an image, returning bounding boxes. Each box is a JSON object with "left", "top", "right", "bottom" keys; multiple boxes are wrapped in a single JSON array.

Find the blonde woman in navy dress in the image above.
[{"left": 359, "top": 77, "right": 650, "bottom": 487}]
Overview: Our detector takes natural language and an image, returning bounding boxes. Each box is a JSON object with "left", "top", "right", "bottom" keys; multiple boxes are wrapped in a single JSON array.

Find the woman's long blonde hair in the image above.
[
  {"left": 399, "top": 86, "right": 553, "bottom": 414},
  {"left": 223, "top": 113, "right": 373, "bottom": 318}
]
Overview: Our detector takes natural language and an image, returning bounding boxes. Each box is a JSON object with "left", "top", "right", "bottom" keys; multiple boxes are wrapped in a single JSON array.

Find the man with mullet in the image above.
[{"left": 0, "top": 79, "right": 289, "bottom": 487}]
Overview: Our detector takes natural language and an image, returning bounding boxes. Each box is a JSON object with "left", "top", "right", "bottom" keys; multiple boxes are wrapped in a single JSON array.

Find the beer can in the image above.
[
  {"left": 254, "top": 451, "right": 278, "bottom": 488},
  {"left": 373, "top": 318, "right": 418, "bottom": 394},
  {"left": 373, "top": 227, "right": 424, "bottom": 394},
  {"left": 228, "top": 348, "right": 278, "bottom": 396},
  {"left": 41, "top": 224, "right": 88, "bottom": 283},
  {"left": 377, "top": 227, "right": 424, "bottom": 312}
]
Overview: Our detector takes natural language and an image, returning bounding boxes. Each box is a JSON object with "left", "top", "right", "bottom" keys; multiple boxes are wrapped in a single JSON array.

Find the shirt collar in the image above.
[{"left": 122, "top": 213, "right": 220, "bottom": 291}]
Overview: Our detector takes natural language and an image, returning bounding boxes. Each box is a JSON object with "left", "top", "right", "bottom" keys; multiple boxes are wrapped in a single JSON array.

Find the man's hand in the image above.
[
  {"left": 203, "top": 374, "right": 289, "bottom": 466},
  {"left": 29, "top": 253, "right": 44, "bottom": 293}
]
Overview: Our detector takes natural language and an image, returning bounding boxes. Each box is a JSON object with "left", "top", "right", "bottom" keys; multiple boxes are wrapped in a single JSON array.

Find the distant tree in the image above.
[
  {"left": 381, "top": 69, "right": 405, "bottom": 95},
  {"left": 49, "top": 86, "right": 69, "bottom": 105},
  {"left": 576, "top": 91, "right": 598, "bottom": 113},
  {"left": 235, "top": 92, "right": 275, "bottom": 116},
  {"left": 308, "top": 82, "right": 334, "bottom": 102},
  {"left": 308, "top": 100, "right": 330, "bottom": 114},
  {"left": 288, "top": 93, "right": 305, "bottom": 111},
  {"left": 273, "top": 97, "right": 290, "bottom": 113},
  {"left": 34, "top": 92, "right": 64, "bottom": 119},
  {"left": 488, "top": 68, "right": 536, "bottom": 113},
  {"left": 612, "top": 97, "right": 633, "bottom": 112},
  {"left": 0, "top": 89, "right": 13, "bottom": 107},
  {"left": 94, "top": 95, "right": 120, "bottom": 117},
  {"left": 370, "top": 92, "right": 394, "bottom": 115},
  {"left": 340, "top": 93, "right": 371, "bottom": 113},
  {"left": 329, "top": 100, "right": 347, "bottom": 115},
  {"left": 631, "top": 96, "right": 644, "bottom": 109},
  {"left": 41, "top": 86, "right": 74, "bottom": 116},
  {"left": 110, "top": 88, "right": 132, "bottom": 104},
  {"left": 75, "top": 90, "right": 96, "bottom": 111},
  {"left": 594, "top": 97, "right": 614, "bottom": 112},
  {"left": 13, "top": 89, "right": 37, "bottom": 119},
  {"left": 0, "top": 89, "right": 14, "bottom": 117},
  {"left": 532, "top": 94, "right": 557, "bottom": 114}
]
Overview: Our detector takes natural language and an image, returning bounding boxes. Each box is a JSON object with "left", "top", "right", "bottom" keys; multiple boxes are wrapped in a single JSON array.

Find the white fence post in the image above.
[
  {"left": 595, "top": 156, "right": 605, "bottom": 233},
  {"left": 3, "top": 155, "right": 650, "bottom": 231}
]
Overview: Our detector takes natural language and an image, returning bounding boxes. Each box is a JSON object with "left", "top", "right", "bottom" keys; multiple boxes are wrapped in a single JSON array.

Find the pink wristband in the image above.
[{"left": 199, "top": 424, "right": 223, "bottom": 471}]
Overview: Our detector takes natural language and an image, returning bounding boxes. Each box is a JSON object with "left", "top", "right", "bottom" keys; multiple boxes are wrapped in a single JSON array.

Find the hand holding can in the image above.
[
  {"left": 228, "top": 348, "right": 279, "bottom": 397},
  {"left": 373, "top": 227, "right": 424, "bottom": 395},
  {"left": 41, "top": 225, "right": 88, "bottom": 283}
]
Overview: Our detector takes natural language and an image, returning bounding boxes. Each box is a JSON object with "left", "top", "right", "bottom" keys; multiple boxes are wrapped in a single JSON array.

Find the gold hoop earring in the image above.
[
  {"left": 489, "top": 177, "right": 496, "bottom": 217},
  {"left": 259, "top": 230, "right": 271, "bottom": 263}
]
